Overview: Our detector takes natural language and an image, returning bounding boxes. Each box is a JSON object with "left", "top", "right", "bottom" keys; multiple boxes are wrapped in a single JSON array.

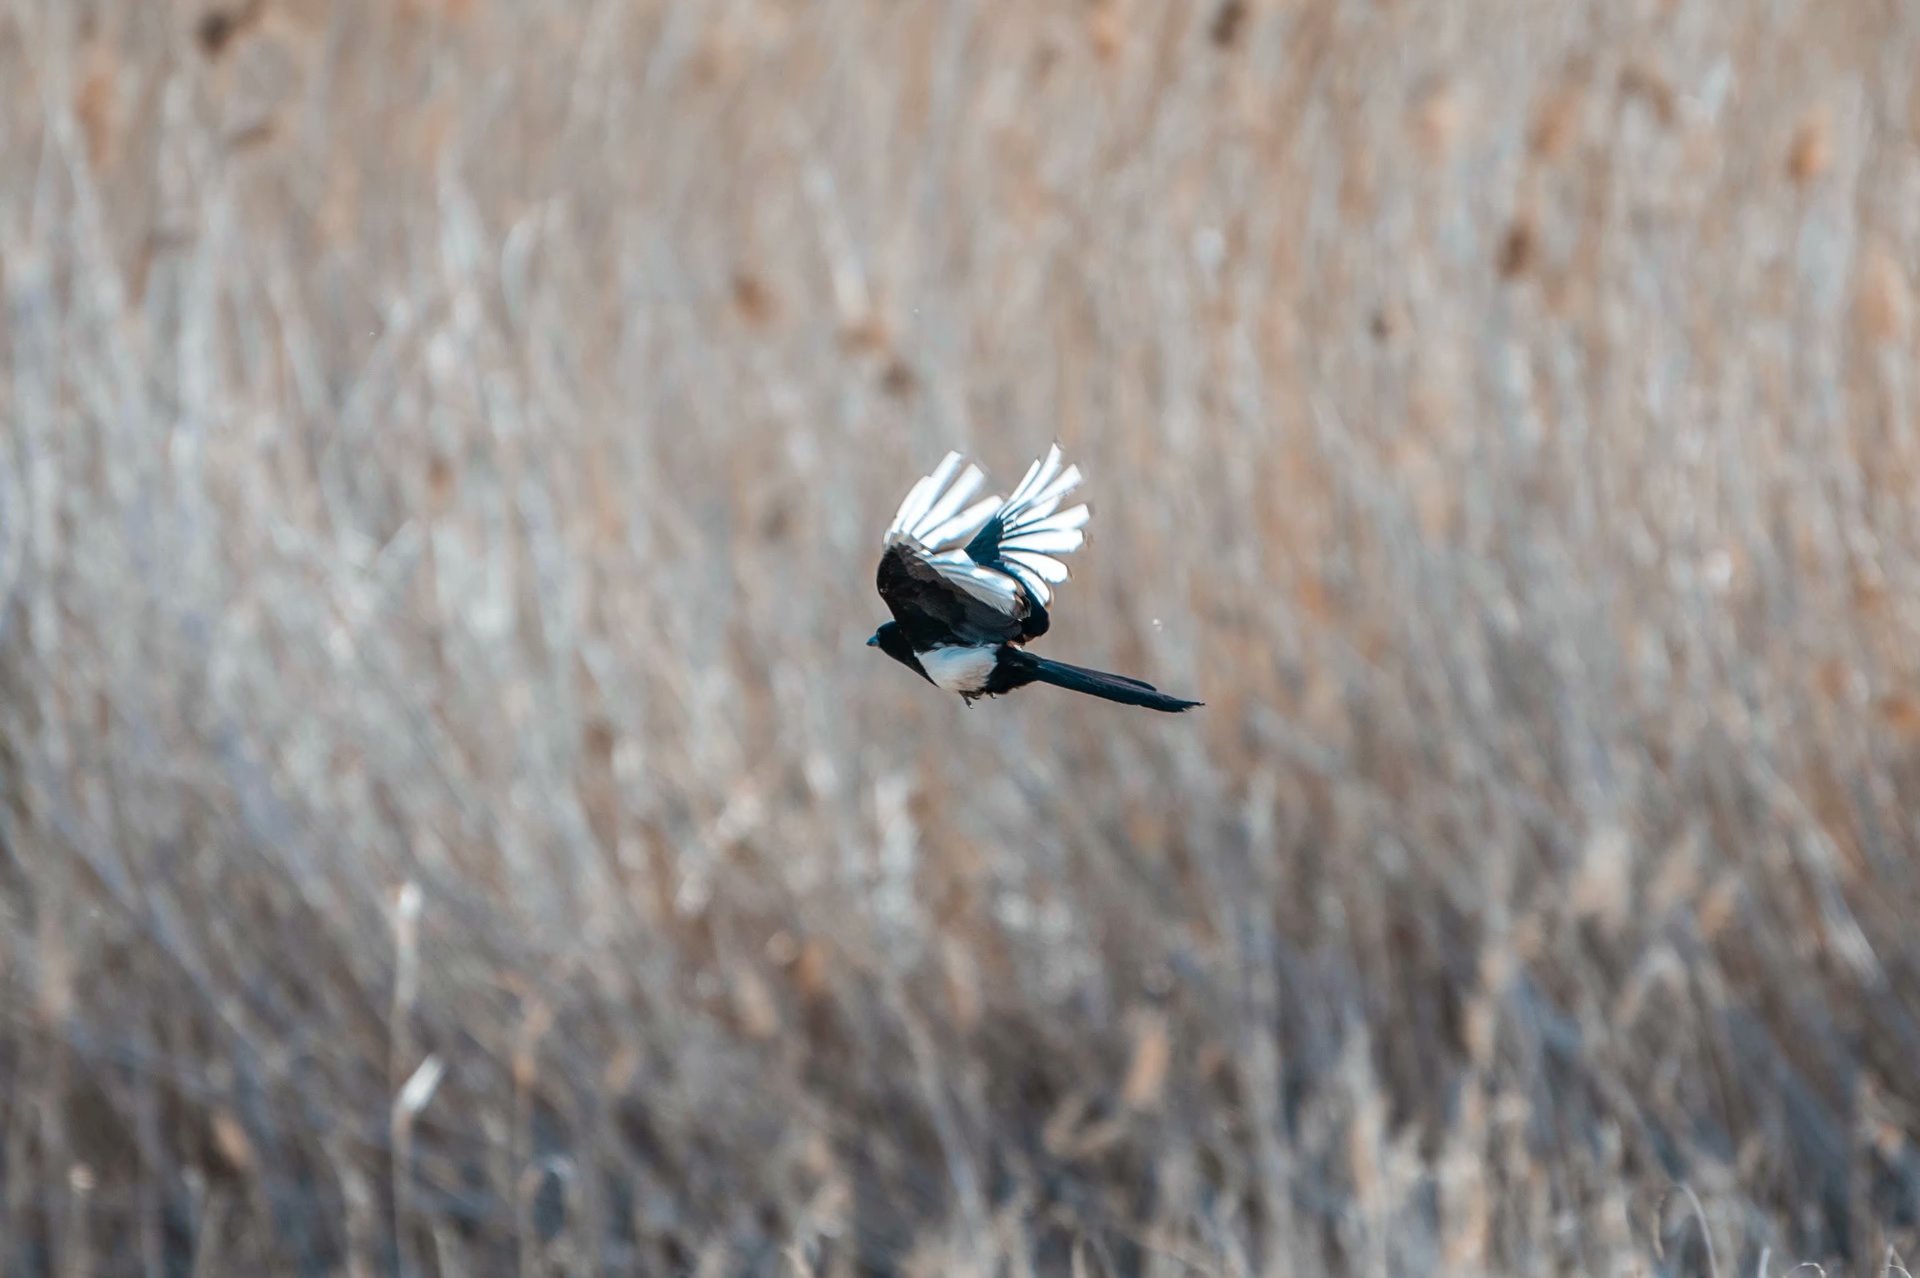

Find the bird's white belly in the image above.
[{"left": 919, "top": 645, "right": 998, "bottom": 694}]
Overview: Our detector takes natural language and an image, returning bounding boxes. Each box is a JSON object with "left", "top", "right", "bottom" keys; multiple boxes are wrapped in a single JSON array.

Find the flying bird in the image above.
[{"left": 868, "top": 445, "right": 1201, "bottom": 712}]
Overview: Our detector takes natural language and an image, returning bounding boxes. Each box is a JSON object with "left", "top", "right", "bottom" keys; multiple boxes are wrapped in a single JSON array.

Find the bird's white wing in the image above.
[
  {"left": 885, "top": 451, "right": 1002, "bottom": 551},
  {"left": 973, "top": 443, "right": 1091, "bottom": 605},
  {"left": 883, "top": 452, "right": 1020, "bottom": 615}
]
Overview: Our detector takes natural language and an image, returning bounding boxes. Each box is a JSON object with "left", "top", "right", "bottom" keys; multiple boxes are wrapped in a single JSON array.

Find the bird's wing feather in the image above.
[
  {"left": 885, "top": 452, "right": 1001, "bottom": 552},
  {"left": 878, "top": 451, "right": 1029, "bottom": 646},
  {"left": 961, "top": 443, "right": 1091, "bottom": 604},
  {"left": 877, "top": 447, "right": 1096, "bottom": 647}
]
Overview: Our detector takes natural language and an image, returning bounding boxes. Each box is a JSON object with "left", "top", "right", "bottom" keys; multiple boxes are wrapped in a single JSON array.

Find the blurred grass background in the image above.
[{"left": 4, "top": 0, "right": 1920, "bottom": 1273}]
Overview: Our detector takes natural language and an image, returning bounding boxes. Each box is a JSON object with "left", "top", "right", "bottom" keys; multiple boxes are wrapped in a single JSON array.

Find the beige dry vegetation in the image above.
[{"left": 3, "top": 0, "right": 1920, "bottom": 1274}]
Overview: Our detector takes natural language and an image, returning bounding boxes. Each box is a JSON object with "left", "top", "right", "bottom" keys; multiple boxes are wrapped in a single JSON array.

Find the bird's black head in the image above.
[{"left": 867, "top": 621, "right": 922, "bottom": 674}]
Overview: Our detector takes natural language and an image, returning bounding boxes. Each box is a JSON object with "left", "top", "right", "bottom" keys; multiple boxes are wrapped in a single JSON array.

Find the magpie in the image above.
[{"left": 867, "top": 445, "right": 1202, "bottom": 712}]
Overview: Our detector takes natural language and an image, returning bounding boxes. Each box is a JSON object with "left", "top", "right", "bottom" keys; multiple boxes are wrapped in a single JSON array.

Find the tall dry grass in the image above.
[{"left": 3, "top": 0, "right": 1920, "bottom": 1273}]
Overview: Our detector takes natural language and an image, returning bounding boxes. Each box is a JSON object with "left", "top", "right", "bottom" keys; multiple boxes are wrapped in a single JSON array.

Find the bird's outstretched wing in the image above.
[
  {"left": 884, "top": 452, "right": 1000, "bottom": 551},
  {"left": 961, "top": 443, "right": 1090, "bottom": 606},
  {"left": 876, "top": 446, "right": 1093, "bottom": 648},
  {"left": 877, "top": 452, "right": 1029, "bottom": 648}
]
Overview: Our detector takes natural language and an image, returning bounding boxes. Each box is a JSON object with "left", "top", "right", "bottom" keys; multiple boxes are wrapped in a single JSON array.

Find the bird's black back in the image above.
[{"left": 875, "top": 544, "right": 1027, "bottom": 650}]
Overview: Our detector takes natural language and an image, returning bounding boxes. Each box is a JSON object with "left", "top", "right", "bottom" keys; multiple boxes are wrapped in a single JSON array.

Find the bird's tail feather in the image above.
[{"left": 1007, "top": 652, "right": 1201, "bottom": 713}]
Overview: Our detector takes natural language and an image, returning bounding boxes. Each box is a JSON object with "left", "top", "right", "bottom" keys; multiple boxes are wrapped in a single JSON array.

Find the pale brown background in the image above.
[{"left": 4, "top": 0, "right": 1920, "bottom": 1273}]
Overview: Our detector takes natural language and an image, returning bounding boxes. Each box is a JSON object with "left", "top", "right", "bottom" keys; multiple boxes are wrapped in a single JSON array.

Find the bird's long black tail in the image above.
[{"left": 1003, "top": 651, "right": 1202, "bottom": 713}]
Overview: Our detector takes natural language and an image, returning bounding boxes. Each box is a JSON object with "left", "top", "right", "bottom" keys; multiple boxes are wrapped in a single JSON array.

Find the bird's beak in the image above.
[{"left": 866, "top": 634, "right": 879, "bottom": 647}]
